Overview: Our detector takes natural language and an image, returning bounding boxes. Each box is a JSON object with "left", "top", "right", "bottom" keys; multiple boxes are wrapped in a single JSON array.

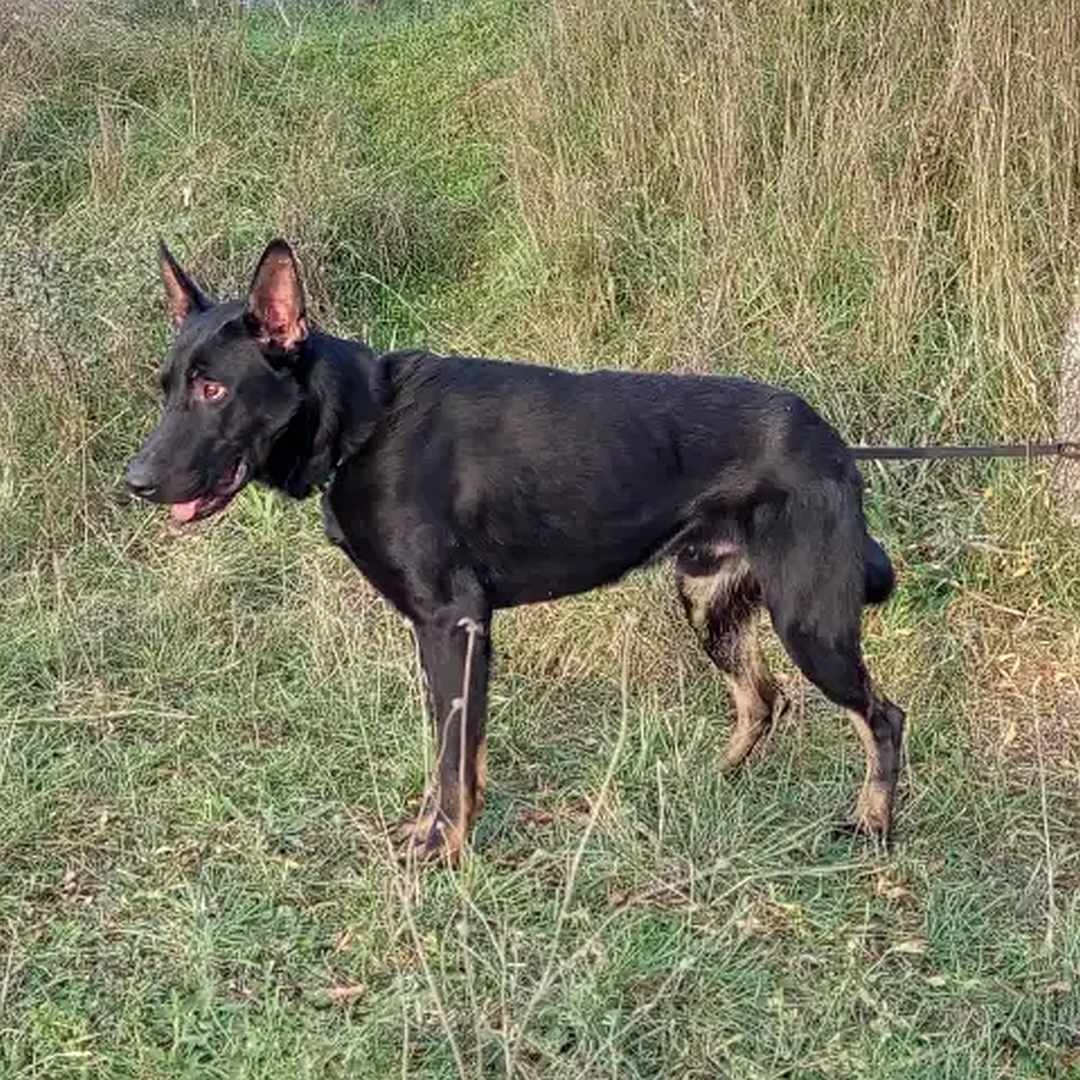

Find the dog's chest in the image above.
[
  {"left": 319, "top": 485, "right": 417, "bottom": 612},
  {"left": 319, "top": 488, "right": 384, "bottom": 565}
]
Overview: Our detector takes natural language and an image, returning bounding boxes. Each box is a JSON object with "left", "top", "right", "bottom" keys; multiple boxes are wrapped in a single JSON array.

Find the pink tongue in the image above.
[{"left": 170, "top": 500, "right": 201, "bottom": 523}]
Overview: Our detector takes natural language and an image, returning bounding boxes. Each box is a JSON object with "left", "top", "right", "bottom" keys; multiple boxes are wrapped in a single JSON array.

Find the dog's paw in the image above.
[
  {"left": 719, "top": 690, "right": 789, "bottom": 774},
  {"left": 837, "top": 783, "right": 894, "bottom": 844},
  {"left": 392, "top": 811, "right": 465, "bottom": 868}
]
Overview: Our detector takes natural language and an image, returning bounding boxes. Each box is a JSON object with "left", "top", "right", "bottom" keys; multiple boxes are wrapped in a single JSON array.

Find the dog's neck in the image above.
[{"left": 262, "top": 328, "right": 383, "bottom": 499}]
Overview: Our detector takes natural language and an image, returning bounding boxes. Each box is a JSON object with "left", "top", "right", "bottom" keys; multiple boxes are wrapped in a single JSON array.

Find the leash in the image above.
[{"left": 853, "top": 441, "right": 1080, "bottom": 462}]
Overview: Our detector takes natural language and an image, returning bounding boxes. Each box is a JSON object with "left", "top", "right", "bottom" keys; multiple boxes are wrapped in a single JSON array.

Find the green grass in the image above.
[{"left": 1, "top": 0, "right": 1079, "bottom": 1076}]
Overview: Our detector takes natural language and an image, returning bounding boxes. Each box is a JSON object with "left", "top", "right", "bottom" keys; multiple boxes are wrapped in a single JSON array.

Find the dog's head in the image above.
[{"left": 125, "top": 239, "right": 311, "bottom": 523}]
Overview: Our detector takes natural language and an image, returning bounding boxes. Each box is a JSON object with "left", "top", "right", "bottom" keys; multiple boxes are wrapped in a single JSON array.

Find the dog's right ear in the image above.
[
  {"left": 158, "top": 240, "right": 212, "bottom": 328},
  {"left": 247, "top": 238, "right": 307, "bottom": 351}
]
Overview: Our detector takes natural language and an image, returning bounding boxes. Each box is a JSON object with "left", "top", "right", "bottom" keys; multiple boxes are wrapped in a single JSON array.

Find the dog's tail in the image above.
[{"left": 863, "top": 534, "right": 895, "bottom": 605}]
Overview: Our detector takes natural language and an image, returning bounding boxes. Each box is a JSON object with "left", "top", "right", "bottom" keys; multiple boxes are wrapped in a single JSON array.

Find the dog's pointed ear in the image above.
[
  {"left": 158, "top": 240, "right": 212, "bottom": 328},
  {"left": 247, "top": 239, "right": 307, "bottom": 351}
]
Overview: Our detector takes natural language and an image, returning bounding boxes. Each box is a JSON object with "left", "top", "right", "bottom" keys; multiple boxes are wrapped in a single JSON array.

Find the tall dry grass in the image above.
[{"left": 500, "top": 0, "right": 1080, "bottom": 451}]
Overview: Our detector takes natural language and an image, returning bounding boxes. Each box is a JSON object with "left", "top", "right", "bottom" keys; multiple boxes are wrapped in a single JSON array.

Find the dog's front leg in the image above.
[{"left": 397, "top": 605, "right": 491, "bottom": 866}]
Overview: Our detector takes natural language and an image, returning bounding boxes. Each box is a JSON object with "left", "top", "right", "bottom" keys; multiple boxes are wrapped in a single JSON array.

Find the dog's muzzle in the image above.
[{"left": 124, "top": 455, "right": 158, "bottom": 499}]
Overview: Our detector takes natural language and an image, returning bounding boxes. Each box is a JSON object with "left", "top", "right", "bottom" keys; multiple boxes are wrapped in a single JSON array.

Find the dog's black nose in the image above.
[{"left": 124, "top": 457, "right": 158, "bottom": 498}]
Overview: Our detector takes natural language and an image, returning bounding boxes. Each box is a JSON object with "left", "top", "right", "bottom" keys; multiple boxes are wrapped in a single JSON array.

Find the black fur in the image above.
[{"left": 127, "top": 239, "right": 905, "bottom": 861}]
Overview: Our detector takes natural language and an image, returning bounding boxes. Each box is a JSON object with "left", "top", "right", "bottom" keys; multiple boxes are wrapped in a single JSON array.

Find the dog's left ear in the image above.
[
  {"left": 248, "top": 239, "right": 307, "bottom": 350},
  {"left": 159, "top": 241, "right": 213, "bottom": 328}
]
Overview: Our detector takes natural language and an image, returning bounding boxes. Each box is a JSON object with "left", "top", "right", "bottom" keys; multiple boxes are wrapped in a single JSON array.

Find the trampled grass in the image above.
[{"left": 1, "top": 1, "right": 1078, "bottom": 1077}]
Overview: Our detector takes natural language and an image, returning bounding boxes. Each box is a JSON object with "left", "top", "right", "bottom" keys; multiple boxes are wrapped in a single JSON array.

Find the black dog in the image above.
[{"left": 126, "top": 239, "right": 905, "bottom": 864}]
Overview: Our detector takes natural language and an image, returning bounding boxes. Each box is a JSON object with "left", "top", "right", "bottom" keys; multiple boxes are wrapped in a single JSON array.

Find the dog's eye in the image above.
[{"left": 195, "top": 378, "right": 227, "bottom": 402}]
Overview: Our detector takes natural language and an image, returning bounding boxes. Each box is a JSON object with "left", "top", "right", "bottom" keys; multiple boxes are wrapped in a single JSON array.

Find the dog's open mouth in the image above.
[{"left": 169, "top": 459, "right": 248, "bottom": 523}]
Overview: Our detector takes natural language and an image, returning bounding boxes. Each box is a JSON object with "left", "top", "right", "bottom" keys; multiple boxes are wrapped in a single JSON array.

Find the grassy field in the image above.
[{"left": 2, "top": 0, "right": 1079, "bottom": 1076}]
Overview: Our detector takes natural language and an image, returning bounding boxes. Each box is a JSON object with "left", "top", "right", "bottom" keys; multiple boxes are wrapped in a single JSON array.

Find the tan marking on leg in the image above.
[
  {"left": 847, "top": 709, "right": 892, "bottom": 836},
  {"left": 678, "top": 571, "right": 719, "bottom": 634},
  {"left": 474, "top": 736, "right": 488, "bottom": 817},
  {"left": 719, "top": 624, "right": 783, "bottom": 771},
  {"left": 721, "top": 680, "right": 775, "bottom": 771}
]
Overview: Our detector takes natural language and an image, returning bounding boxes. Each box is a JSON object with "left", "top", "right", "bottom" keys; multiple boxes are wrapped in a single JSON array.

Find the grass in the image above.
[{"left": 1, "top": 0, "right": 1079, "bottom": 1076}]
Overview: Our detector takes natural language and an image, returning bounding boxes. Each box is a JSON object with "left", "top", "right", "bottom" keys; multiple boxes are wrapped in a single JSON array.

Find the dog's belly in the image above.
[
  {"left": 326, "top": 485, "right": 688, "bottom": 613},
  {"left": 477, "top": 519, "right": 692, "bottom": 608},
  {"left": 486, "top": 556, "right": 646, "bottom": 607}
]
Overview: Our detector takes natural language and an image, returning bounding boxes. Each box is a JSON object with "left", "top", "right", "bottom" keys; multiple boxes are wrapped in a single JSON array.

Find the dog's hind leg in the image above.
[
  {"left": 845, "top": 699, "right": 905, "bottom": 837},
  {"left": 753, "top": 501, "right": 905, "bottom": 840},
  {"left": 771, "top": 616, "right": 905, "bottom": 838},
  {"left": 399, "top": 597, "right": 492, "bottom": 866},
  {"left": 675, "top": 546, "right": 786, "bottom": 772}
]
